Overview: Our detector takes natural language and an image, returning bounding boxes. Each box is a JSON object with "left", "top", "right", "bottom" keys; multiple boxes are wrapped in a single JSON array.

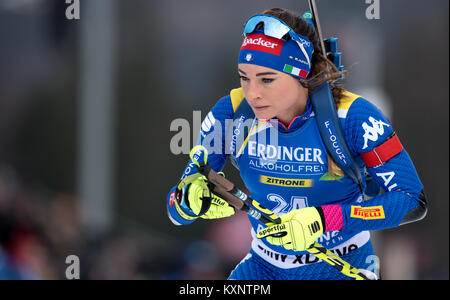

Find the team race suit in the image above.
[{"left": 166, "top": 88, "right": 424, "bottom": 280}]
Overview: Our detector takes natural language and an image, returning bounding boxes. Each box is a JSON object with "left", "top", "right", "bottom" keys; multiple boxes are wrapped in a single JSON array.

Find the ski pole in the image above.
[{"left": 189, "top": 145, "right": 371, "bottom": 280}]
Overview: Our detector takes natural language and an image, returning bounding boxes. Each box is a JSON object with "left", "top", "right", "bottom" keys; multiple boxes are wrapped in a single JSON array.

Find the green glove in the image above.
[
  {"left": 176, "top": 172, "right": 235, "bottom": 220},
  {"left": 256, "top": 207, "right": 324, "bottom": 251}
]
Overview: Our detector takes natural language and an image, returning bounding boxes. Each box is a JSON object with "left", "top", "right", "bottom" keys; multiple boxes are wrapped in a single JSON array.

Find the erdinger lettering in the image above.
[
  {"left": 351, "top": 206, "right": 385, "bottom": 220},
  {"left": 248, "top": 141, "right": 324, "bottom": 164},
  {"left": 241, "top": 34, "right": 283, "bottom": 56}
]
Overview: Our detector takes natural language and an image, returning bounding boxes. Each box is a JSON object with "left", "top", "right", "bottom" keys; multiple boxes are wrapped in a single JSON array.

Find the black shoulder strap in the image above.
[{"left": 310, "top": 82, "right": 364, "bottom": 192}]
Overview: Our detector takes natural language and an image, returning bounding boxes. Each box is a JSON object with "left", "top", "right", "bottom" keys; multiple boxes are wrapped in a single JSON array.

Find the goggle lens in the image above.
[{"left": 243, "top": 15, "right": 291, "bottom": 40}]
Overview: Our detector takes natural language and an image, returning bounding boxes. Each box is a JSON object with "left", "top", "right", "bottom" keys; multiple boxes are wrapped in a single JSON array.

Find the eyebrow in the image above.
[{"left": 238, "top": 68, "right": 278, "bottom": 76}]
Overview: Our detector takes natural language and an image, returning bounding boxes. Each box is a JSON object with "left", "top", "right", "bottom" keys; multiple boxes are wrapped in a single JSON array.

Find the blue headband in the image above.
[{"left": 238, "top": 15, "right": 314, "bottom": 79}]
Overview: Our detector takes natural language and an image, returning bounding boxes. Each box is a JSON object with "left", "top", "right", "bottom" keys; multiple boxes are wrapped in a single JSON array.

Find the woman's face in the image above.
[{"left": 238, "top": 63, "right": 308, "bottom": 125}]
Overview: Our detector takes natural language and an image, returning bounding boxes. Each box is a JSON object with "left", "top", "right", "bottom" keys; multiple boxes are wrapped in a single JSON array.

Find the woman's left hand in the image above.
[{"left": 256, "top": 207, "right": 324, "bottom": 251}]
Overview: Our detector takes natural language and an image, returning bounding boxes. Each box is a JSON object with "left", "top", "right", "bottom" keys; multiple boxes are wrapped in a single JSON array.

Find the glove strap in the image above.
[
  {"left": 316, "top": 206, "right": 327, "bottom": 232},
  {"left": 187, "top": 181, "right": 213, "bottom": 217},
  {"left": 175, "top": 174, "right": 213, "bottom": 218}
]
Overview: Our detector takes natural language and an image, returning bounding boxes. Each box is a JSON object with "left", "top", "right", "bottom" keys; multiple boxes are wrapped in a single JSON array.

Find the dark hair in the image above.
[{"left": 261, "top": 8, "right": 346, "bottom": 104}]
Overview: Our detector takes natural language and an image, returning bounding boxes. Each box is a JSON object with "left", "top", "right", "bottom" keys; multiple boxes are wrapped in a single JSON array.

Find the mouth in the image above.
[{"left": 252, "top": 105, "right": 270, "bottom": 112}]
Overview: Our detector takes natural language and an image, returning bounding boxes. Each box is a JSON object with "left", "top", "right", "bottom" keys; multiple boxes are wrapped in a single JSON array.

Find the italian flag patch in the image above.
[{"left": 283, "top": 64, "right": 309, "bottom": 78}]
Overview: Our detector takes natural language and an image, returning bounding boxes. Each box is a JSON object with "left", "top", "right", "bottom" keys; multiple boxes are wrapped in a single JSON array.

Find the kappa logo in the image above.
[
  {"left": 297, "top": 37, "right": 311, "bottom": 47},
  {"left": 362, "top": 117, "right": 390, "bottom": 150}
]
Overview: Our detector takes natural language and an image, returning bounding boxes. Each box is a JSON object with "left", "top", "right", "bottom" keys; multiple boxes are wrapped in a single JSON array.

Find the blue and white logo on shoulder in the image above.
[{"left": 362, "top": 117, "right": 390, "bottom": 150}]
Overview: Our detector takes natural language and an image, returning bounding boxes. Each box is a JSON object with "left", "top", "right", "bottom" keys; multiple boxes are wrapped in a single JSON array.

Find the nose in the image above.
[{"left": 245, "top": 80, "right": 262, "bottom": 102}]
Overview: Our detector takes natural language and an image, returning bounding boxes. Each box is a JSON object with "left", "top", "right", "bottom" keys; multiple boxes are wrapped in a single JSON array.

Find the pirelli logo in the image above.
[
  {"left": 260, "top": 175, "right": 313, "bottom": 187},
  {"left": 351, "top": 206, "right": 385, "bottom": 220}
]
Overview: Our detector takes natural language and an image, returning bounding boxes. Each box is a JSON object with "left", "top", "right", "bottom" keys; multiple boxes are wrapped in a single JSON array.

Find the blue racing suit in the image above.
[{"left": 167, "top": 88, "right": 425, "bottom": 280}]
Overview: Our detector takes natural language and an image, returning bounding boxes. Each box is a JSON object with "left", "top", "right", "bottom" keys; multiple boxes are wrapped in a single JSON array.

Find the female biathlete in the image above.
[{"left": 166, "top": 8, "right": 427, "bottom": 280}]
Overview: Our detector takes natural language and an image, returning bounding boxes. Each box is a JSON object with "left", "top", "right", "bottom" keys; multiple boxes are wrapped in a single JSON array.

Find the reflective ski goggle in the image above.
[{"left": 243, "top": 14, "right": 314, "bottom": 56}]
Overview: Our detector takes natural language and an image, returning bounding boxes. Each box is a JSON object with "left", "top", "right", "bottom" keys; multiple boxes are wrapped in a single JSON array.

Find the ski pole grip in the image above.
[{"left": 190, "top": 146, "right": 234, "bottom": 191}]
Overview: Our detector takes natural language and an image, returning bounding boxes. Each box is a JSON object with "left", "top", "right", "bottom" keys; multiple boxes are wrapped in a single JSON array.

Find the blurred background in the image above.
[{"left": 0, "top": 0, "right": 448, "bottom": 280}]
